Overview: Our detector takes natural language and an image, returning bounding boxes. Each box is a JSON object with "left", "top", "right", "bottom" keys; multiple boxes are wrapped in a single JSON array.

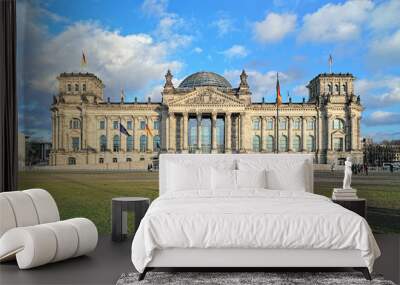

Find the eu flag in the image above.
[{"left": 120, "top": 123, "right": 131, "bottom": 136}]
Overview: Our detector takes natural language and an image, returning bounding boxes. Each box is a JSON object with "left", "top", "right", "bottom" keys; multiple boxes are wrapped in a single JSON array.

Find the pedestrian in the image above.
[{"left": 365, "top": 164, "right": 368, "bottom": 176}]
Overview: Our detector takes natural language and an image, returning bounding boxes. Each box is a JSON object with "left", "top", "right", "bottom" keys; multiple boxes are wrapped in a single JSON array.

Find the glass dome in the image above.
[{"left": 178, "top": 71, "right": 232, "bottom": 89}]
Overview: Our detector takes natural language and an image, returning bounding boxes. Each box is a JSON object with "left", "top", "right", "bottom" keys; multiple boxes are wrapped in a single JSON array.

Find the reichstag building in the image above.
[{"left": 50, "top": 70, "right": 363, "bottom": 168}]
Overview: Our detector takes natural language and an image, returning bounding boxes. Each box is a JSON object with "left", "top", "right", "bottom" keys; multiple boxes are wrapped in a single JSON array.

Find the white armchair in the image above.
[{"left": 0, "top": 189, "right": 98, "bottom": 269}]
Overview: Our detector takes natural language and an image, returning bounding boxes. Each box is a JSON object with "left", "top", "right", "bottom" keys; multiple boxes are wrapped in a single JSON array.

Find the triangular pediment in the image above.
[{"left": 168, "top": 87, "right": 244, "bottom": 106}]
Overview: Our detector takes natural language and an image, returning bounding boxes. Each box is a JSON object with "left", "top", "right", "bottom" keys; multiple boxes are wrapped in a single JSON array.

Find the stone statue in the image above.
[
  {"left": 343, "top": 157, "right": 352, "bottom": 189},
  {"left": 239, "top": 70, "right": 249, "bottom": 88}
]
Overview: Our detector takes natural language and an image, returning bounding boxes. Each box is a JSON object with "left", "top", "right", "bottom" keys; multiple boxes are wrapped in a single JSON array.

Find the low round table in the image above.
[{"left": 111, "top": 197, "right": 150, "bottom": 242}]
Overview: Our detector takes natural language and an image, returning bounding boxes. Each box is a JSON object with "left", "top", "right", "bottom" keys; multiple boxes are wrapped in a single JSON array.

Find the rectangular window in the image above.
[
  {"left": 307, "top": 120, "right": 315, "bottom": 130},
  {"left": 113, "top": 121, "right": 119, "bottom": 129},
  {"left": 293, "top": 119, "right": 301, "bottom": 130},
  {"left": 266, "top": 120, "right": 273, "bottom": 130},
  {"left": 112, "top": 158, "right": 117, "bottom": 163},
  {"left": 279, "top": 120, "right": 287, "bottom": 130},
  {"left": 75, "top": 83, "right": 79, "bottom": 92},
  {"left": 72, "top": 137, "right": 80, "bottom": 151},
  {"left": 99, "top": 158, "right": 104, "bottom": 164},
  {"left": 82, "top": 83, "right": 87, "bottom": 92},
  {"left": 153, "top": 120, "right": 159, "bottom": 130},
  {"left": 127, "top": 121, "right": 132, "bottom": 129},
  {"left": 67, "top": 84, "right": 71, "bottom": 92},
  {"left": 126, "top": 157, "right": 132, "bottom": 162},
  {"left": 334, "top": 138, "right": 343, "bottom": 151},
  {"left": 140, "top": 121, "right": 146, "bottom": 130},
  {"left": 99, "top": 120, "right": 105, "bottom": 129},
  {"left": 252, "top": 119, "right": 260, "bottom": 130}
]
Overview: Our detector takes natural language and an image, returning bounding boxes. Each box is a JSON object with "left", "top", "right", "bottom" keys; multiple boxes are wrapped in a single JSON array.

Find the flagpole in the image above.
[
  {"left": 276, "top": 72, "right": 279, "bottom": 154},
  {"left": 276, "top": 102, "right": 279, "bottom": 154}
]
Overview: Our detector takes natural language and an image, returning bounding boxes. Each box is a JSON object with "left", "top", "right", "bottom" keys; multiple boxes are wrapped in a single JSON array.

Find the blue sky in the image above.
[{"left": 17, "top": 0, "right": 400, "bottom": 142}]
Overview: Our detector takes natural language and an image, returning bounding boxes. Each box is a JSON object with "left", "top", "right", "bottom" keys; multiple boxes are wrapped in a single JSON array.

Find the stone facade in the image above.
[{"left": 50, "top": 70, "right": 363, "bottom": 168}]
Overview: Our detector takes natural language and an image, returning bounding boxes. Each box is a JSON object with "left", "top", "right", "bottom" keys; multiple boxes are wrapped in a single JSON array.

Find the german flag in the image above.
[
  {"left": 276, "top": 72, "right": 282, "bottom": 106},
  {"left": 145, "top": 124, "right": 153, "bottom": 137},
  {"left": 81, "top": 51, "right": 87, "bottom": 67}
]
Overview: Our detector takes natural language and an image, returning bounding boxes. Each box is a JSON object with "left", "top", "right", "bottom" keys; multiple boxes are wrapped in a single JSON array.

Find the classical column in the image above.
[
  {"left": 168, "top": 113, "right": 175, "bottom": 152},
  {"left": 133, "top": 117, "right": 139, "bottom": 152},
  {"left": 106, "top": 116, "right": 112, "bottom": 151},
  {"left": 261, "top": 116, "right": 266, "bottom": 152},
  {"left": 315, "top": 115, "right": 323, "bottom": 154},
  {"left": 61, "top": 114, "right": 66, "bottom": 150},
  {"left": 146, "top": 116, "right": 153, "bottom": 152},
  {"left": 225, "top": 112, "right": 231, "bottom": 153},
  {"left": 351, "top": 114, "right": 357, "bottom": 151},
  {"left": 211, "top": 112, "right": 217, "bottom": 153},
  {"left": 239, "top": 112, "right": 245, "bottom": 152},
  {"left": 287, "top": 116, "right": 291, "bottom": 152},
  {"left": 182, "top": 112, "right": 188, "bottom": 152},
  {"left": 327, "top": 115, "right": 332, "bottom": 151},
  {"left": 164, "top": 113, "right": 169, "bottom": 151},
  {"left": 196, "top": 113, "right": 202, "bottom": 153},
  {"left": 301, "top": 116, "right": 306, "bottom": 151},
  {"left": 52, "top": 114, "right": 56, "bottom": 150}
]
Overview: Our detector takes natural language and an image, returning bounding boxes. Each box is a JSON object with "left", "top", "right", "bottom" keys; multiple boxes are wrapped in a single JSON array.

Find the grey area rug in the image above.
[{"left": 116, "top": 272, "right": 396, "bottom": 285}]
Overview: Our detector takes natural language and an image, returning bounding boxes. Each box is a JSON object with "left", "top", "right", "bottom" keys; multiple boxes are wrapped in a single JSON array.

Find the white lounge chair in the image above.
[{"left": 0, "top": 189, "right": 98, "bottom": 269}]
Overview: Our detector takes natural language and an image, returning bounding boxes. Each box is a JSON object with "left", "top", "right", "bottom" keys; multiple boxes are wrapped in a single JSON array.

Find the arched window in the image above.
[
  {"left": 328, "top": 84, "right": 332, "bottom": 93},
  {"left": 75, "top": 83, "right": 79, "bottom": 92},
  {"left": 342, "top": 84, "right": 347, "bottom": 93},
  {"left": 333, "top": 119, "right": 345, "bottom": 130},
  {"left": 67, "top": 84, "right": 72, "bottom": 92},
  {"left": 252, "top": 135, "right": 261, "bottom": 152},
  {"left": 127, "top": 136, "right": 133, "bottom": 152},
  {"left": 266, "top": 136, "right": 274, "bottom": 152},
  {"left": 113, "top": 135, "right": 120, "bottom": 152},
  {"left": 126, "top": 157, "right": 132, "bottom": 162},
  {"left": 292, "top": 135, "right": 301, "bottom": 152},
  {"left": 99, "top": 157, "right": 104, "bottom": 164},
  {"left": 100, "top": 135, "right": 107, "bottom": 152},
  {"left": 335, "top": 84, "right": 339, "bottom": 93},
  {"left": 279, "top": 135, "right": 288, "bottom": 152},
  {"left": 140, "top": 135, "right": 147, "bottom": 153},
  {"left": 307, "top": 136, "right": 315, "bottom": 152},
  {"left": 153, "top": 135, "right": 160, "bottom": 151},
  {"left": 68, "top": 157, "right": 76, "bottom": 165}
]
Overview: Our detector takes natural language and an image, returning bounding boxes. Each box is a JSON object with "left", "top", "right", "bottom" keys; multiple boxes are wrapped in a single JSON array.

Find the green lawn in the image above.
[{"left": 18, "top": 170, "right": 400, "bottom": 234}]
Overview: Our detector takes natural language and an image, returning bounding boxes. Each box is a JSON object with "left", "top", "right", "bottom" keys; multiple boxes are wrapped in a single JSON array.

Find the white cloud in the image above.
[
  {"left": 298, "top": 0, "right": 374, "bottom": 42},
  {"left": 365, "top": 111, "right": 400, "bottom": 126},
  {"left": 224, "top": 69, "right": 289, "bottom": 101},
  {"left": 292, "top": 84, "right": 308, "bottom": 98},
  {"left": 368, "top": 30, "right": 400, "bottom": 64},
  {"left": 146, "top": 77, "right": 182, "bottom": 102},
  {"left": 369, "top": 0, "right": 400, "bottom": 31},
  {"left": 17, "top": 1, "right": 188, "bottom": 140},
  {"left": 221, "top": 45, "right": 248, "bottom": 59},
  {"left": 141, "top": 0, "right": 168, "bottom": 17},
  {"left": 253, "top": 12, "right": 297, "bottom": 43},
  {"left": 212, "top": 14, "right": 235, "bottom": 36},
  {"left": 193, "top": 47, "right": 203, "bottom": 53},
  {"left": 27, "top": 21, "right": 183, "bottom": 96},
  {"left": 355, "top": 77, "right": 400, "bottom": 108}
]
